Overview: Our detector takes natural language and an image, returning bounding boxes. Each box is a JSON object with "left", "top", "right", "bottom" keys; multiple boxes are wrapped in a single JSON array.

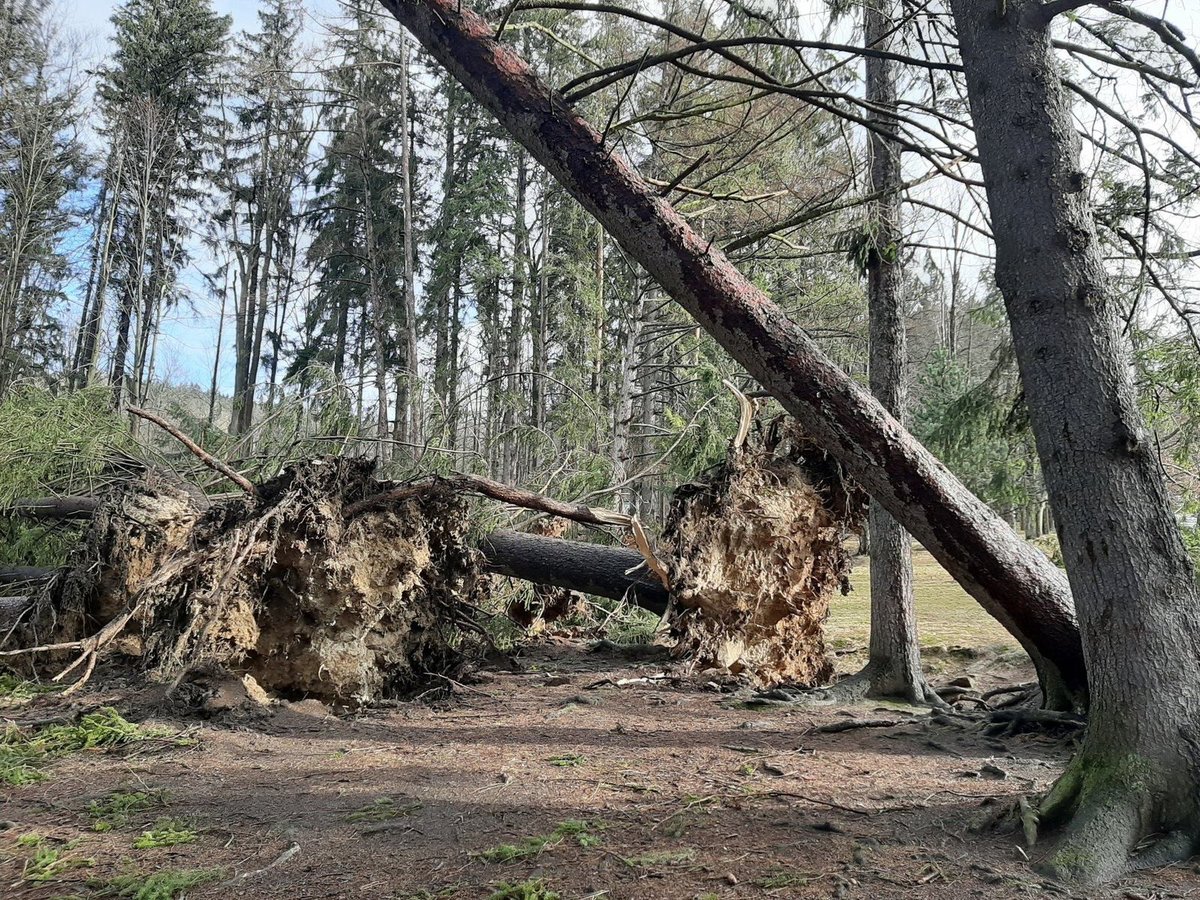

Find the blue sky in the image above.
[
  {"left": 64, "top": 0, "right": 1199, "bottom": 394},
  {"left": 69, "top": 0, "right": 341, "bottom": 393}
]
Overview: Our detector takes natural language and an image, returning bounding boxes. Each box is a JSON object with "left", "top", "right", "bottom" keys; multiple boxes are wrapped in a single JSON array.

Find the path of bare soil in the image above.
[{"left": 2, "top": 638, "right": 1198, "bottom": 900}]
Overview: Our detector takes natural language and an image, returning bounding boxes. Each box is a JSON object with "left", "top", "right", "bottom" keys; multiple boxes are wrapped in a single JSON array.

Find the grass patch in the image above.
[
  {"left": 87, "top": 789, "right": 168, "bottom": 832},
  {"left": 488, "top": 880, "right": 561, "bottom": 900},
  {"left": 829, "top": 550, "right": 1018, "bottom": 652},
  {"left": 623, "top": 848, "right": 698, "bottom": 868},
  {"left": 546, "top": 752, "right": 585, "bottom": 768},
  {"left": 1, "top": 708, "right": 187, "bottom": 787},
  {"left": 346, "top": 796, "right": 423, "bottom": 824},
  {"left": 96, "top": 868, "right": 224, "bottom": 899},
  {"left": 16, "top": 833, "right": 95, "bottom": 883},
  {"left": 476, "top": 820, "right": 604, "bottom": 862},
  {"left": 132, "top": 817, "right": 197, "bottom": 849}
]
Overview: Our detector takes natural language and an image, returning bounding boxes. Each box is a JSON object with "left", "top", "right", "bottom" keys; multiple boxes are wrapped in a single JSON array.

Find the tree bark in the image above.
[
  {"left": 478, "top": 530, "right": 669, "bottom": 615},
  {"left": 379, "top": 0, "right": 1086, "bottom": 707},
  {"left": 6, "top": 497, "right": 100, "bottom": 521},
  {"left": 950, "top": 0, "right": 1200, "bottom": 883},
  {"left": 859, "top": 0, "right": 936, "bottom": 706}
]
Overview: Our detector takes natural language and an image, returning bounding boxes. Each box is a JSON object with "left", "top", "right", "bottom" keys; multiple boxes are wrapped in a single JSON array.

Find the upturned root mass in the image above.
[
  {"left": 661, "top": 416, "right": 865, "bottom": 687},
  {"left": 18, "top": 457, "right": 488, "bottom": 705}
]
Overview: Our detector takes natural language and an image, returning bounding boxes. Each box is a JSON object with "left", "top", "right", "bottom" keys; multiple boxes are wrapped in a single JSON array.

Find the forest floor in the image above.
[{"left": 3, "top": 551, "right": 1197, "bottom": 900}]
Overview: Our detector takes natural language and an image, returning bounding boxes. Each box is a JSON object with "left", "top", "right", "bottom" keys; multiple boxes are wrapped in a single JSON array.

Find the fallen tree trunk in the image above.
[
  {"left": 0, "top": 567, "right": 56, "bottom": 585},
  {"left": 8, "top": 497, "right": 100, "bottom": 521},
  {"left": 378, "top": 0, "right": 1085, "bottom": 709},
  {"left": 479, "top": 530, "right": 669, "bottom": 615}
]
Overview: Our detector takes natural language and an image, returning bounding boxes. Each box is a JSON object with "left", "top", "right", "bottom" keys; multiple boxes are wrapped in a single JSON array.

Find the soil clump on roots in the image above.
[
  {"left": 19, "top": 457, "right": 488, "bottom": 706},
  {"left": 662, "top": 415, "right": 866, "bottom": 687}
]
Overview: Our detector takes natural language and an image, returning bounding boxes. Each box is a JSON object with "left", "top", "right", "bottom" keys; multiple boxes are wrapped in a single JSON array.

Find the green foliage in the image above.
[
  {"left": 476, "top": 820, "right": 604, "bottom": 863},
  {"left": 0, "top": 385, "right": 131, "bottom": 501},
  {"left": 0, "top": 674, "right": 62, "bottom": 707},
  {"left": 0, "top": 386, "right": 134, "bottom": 566},
  {"left": 132, "top": 817, "right": 197, "bottom": 849},
  {"left": 17, "top": 834, "right": 95, "bottom": 883},
  {"left": 1, "top": 707, "right": 184, "bottom": 786},
  {"left": 97, "top": 868, "right": 224, "bottom": 900},
  {"left": 488, "top": 880, "right": 561, "bottom": 900},
  {"left": 87, "top": 789, "right": 167, "bottom": 831},
  {"left": 912, "top": 350, "right": 1038, "bottom": 511}
]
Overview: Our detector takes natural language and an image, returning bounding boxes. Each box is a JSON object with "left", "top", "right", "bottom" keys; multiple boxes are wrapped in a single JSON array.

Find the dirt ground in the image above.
[{"left": 3, "top": 554, "right": 1198, "bottom": 900}]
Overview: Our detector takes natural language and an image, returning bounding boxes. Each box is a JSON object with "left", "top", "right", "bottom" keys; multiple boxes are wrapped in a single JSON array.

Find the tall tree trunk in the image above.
[
  {"left": 395, "top": 30, "right": 419, "bottom": 449},
  {"left": 611, "top": 287, "right": 645, "bottom": 515},
  {"left": 359, "top": 110, "right": 390, "bottom": 462},
  {"left": 381, "top": 0, "right": 1087, "bottom": 707},
  {"left": 71, "top": 168, "right": 113, "bottom": 390},
  {"left": 858, "top": 0, "right": 936, "bottom": 706},
  {"left": 951, "top": 0, "right": 1200, "bottom": 883},
  {"left": 530, "top": 184, "right": 549, "bottom": 434},
  {"left": 433, "top": 90, "right": 458, "bottom": 444},
  {"left": 503, "top": 150, "right": 529, "bottom": 484}
]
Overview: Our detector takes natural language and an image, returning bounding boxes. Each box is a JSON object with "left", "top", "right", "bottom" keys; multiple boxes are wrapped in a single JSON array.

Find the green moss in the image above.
[
  {"left": 132, "top": 818, "right": 197, "bottom": 849},
  {"left": 488, "top": 880, "right": 561, "bottom": 900},
  {"left": 87, "top": 789, "right": 167, "bottom": 831},
  {"left": 96, "top": 868, "right": 224, "bottom": 900},
  {"left": 546, "top": 752, "right": 585, "bottom": 767},
  {"left": 1, "top": 708, "right": 188, "bottom": 787}
]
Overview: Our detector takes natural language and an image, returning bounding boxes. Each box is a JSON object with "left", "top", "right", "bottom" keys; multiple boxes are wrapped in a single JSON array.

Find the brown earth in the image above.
[{"left": 3, "top": 639, "right": 1197, "bottom": 900}]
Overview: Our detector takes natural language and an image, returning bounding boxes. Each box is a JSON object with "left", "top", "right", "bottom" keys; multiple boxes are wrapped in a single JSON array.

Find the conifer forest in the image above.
[{"left": 2, "top": 0, "right": 1200, "bottom": 897}]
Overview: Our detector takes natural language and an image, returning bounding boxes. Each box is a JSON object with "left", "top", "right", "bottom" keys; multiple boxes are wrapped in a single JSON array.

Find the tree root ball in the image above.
[
  {"left": 661, "top": 416, "right": 866, "bottom": 687},
  {"left": 25, "top": 457, "right": 489, "bottom": 705}
]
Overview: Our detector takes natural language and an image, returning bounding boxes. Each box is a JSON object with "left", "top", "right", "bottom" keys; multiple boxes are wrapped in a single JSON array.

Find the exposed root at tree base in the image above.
[
  {"left": 14, "top": 457, "right": 489, "bottom": 706},
  {"left": 661, "top": 416, "right": 865, "bottom": 687},
  {"left": 1034, "top": 750, "right": 1200, "bottom": 885},
  {"left": 753, "top": 662, "right": 946, "bottom": 708}
]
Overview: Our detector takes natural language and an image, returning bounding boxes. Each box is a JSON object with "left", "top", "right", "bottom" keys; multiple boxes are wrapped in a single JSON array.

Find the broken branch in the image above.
[{"left": 128, "top": 406, "right": 257, "bottom": 496}]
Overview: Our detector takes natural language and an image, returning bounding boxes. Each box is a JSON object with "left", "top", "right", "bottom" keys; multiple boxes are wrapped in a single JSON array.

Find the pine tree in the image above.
[
  {"left": 0, "top": 0, "right": 86, "bottom": 393},
  {"left": 219, "top": 0, "right": 311, "bottom": 435},
  {"left": 95, "top": 0, "right": 229, "bottom": 409},
  {"left": 301, "top": 4, "right": 414, "bottom": 458}
]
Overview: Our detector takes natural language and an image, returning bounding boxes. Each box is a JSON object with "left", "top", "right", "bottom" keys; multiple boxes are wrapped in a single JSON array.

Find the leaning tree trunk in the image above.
[
  {"left": 379, "top": 0, "right": 1085, "bottom": 708},
  {"left": 951, "top": 0, "right": 1200, "bottom": 883},
  {"left": 858, "top": 0, "right": 936, "bottom": 705}
]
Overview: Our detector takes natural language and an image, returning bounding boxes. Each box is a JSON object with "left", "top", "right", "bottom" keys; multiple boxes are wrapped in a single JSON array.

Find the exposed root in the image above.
[
  {"left": 1036, "top": 751, "right": 1200, "bottom": 885},
  {"left": 661, "top": 415, "right": 865, "bottom": 687},
  {"left": 12, "top": 457, "right": 490, "bottom": 705}
]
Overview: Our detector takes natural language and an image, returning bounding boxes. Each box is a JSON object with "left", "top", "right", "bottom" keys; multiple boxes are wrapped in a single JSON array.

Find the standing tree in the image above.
[
  {"left": 222, "top": 0, "right": 311, "bottom": 436},
  {"left": 96, "top": 0, "right": 229, "bottom": 410},
  {"left": 950, "top": 0, "right": 1200, "bottom": 883},
  {"left": 0, "top": 0, "right": 86, "bottom": 393},
  {"left": 839, "top": 0, "right": 938, "bottom": 705}
]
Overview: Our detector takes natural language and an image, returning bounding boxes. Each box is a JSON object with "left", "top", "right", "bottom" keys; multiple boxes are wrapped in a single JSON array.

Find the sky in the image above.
[
  {"left": 66, "top": 0, "right": 342, "bottom": 394},
  {"left": 60, "top": 0, "right": 1200, "bottom": 398}
]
